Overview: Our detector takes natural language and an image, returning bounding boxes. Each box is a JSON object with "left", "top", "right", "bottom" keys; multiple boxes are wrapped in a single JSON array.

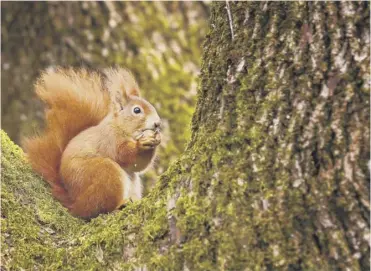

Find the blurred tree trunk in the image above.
[
  {"left": 1, "top": 1, "right": 208, "bottom": 189},
  {"left": 1, "top": 1, "right": 208, "bottom": 168},
  {"left": 1, "top": 2, "right": 369, "bottom": 270}
]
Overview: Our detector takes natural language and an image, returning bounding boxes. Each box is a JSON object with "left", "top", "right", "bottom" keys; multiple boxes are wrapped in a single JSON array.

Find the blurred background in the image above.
[{"left": 1, "top": 2, "right": 209, "bottom": 191}]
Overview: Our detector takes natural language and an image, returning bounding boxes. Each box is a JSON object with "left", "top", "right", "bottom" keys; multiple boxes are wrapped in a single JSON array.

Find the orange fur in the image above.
[
  {"left": 117, "top": 140, "right": 139, "bottom": 167},
  {"left": 62, "top": 157, "right": 124, "bottom": 218},
  {"left": 23, "top": 68, "right": 110, "bottom": 208},
  {"left": 23, "top": 67, "right": 161, "bottom": 219}
]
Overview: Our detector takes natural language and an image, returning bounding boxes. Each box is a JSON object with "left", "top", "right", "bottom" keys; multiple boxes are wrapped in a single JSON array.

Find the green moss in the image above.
[
  {"left": 2, "top": 2, "right": 369, "bottom": 270},
  {"left": 1, "top": 130, "right": 82, "bottom": 269}
]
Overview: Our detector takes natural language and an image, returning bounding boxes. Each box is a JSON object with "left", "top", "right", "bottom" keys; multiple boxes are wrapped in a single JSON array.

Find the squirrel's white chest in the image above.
[{"left": 121, "top": 171, "right": 142, "bottom": 201}]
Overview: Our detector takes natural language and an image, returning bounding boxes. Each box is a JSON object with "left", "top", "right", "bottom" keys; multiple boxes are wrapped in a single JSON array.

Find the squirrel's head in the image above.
[
  {"left": 104, "top": 68, "right": 161, "bottom": 140},
  {"left": 113, "top": 96, "right": 161, "bottom": 138}
]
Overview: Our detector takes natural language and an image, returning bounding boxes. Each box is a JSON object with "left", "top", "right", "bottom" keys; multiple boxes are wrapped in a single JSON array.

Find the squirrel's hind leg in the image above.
[{"left": 66, "top": 157, "right": 127, "bottom": 219}]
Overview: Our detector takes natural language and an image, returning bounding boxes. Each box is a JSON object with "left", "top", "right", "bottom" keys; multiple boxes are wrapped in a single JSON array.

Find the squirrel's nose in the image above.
[{"left": 154, "top": 121, "right": 161, "bottom": 129}]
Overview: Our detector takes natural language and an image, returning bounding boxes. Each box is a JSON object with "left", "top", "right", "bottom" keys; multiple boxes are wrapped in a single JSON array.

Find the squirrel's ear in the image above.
[
  {"left": 103, "top": 67, "right": 141, "bottom": 99},
  {"left": 112, "top": 86, "right": 129, "bottom": 114},
  {"left": 127, "top": 88, "right": 140, "bottom": 97},
  {"left": 127, "top": 86, "right": 140, "bottom": 97}
]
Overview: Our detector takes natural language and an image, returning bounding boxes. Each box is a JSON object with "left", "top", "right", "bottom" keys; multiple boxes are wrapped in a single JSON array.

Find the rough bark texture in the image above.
[{"left": 1, "top": 2, "right": 370, "bottom": 270}]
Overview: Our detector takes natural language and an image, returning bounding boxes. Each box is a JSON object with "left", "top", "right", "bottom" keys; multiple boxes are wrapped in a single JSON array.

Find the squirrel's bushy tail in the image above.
[{"left": 23, "top": 68, "right": 110, "bottom": 206}]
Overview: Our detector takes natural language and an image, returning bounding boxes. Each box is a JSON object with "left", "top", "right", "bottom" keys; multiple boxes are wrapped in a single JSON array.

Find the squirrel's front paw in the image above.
[{"left": 137, "top": 130, "right": 161, "bottom": 150}]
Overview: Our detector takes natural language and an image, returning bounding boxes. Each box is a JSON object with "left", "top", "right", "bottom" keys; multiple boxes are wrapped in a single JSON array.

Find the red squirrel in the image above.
[{"left": 23, "top": 67, "right": 161, "bottom": 218}]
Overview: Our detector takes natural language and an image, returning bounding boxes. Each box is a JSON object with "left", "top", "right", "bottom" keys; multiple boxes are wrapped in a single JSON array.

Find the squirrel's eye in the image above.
[{"left": 133, "top": 107, "right": 141, "bottom": 114}]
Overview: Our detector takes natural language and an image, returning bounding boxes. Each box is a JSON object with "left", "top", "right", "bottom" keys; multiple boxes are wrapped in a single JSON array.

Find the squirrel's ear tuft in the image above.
[
  {"left": 127, "top": 87, "right": 140, "bottom": 97},
  {"left": 103, "top": 67, "right": 141, "bottom": 101}
]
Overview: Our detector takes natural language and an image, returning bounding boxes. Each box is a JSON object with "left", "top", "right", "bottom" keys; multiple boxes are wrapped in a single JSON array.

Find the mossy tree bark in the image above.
[{"left": 2, "top": 2, "right": 369, "bottom": 270}]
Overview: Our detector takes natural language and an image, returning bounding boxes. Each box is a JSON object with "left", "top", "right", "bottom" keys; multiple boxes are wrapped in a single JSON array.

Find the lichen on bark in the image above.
[{"left": 1, "top": 2, "right": 370, "bottom": 270}]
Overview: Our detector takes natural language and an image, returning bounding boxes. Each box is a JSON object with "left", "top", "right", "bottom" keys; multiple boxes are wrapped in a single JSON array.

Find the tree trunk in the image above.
[{"left": 2, "top": 2, "right": 369, "bottom": 270}]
